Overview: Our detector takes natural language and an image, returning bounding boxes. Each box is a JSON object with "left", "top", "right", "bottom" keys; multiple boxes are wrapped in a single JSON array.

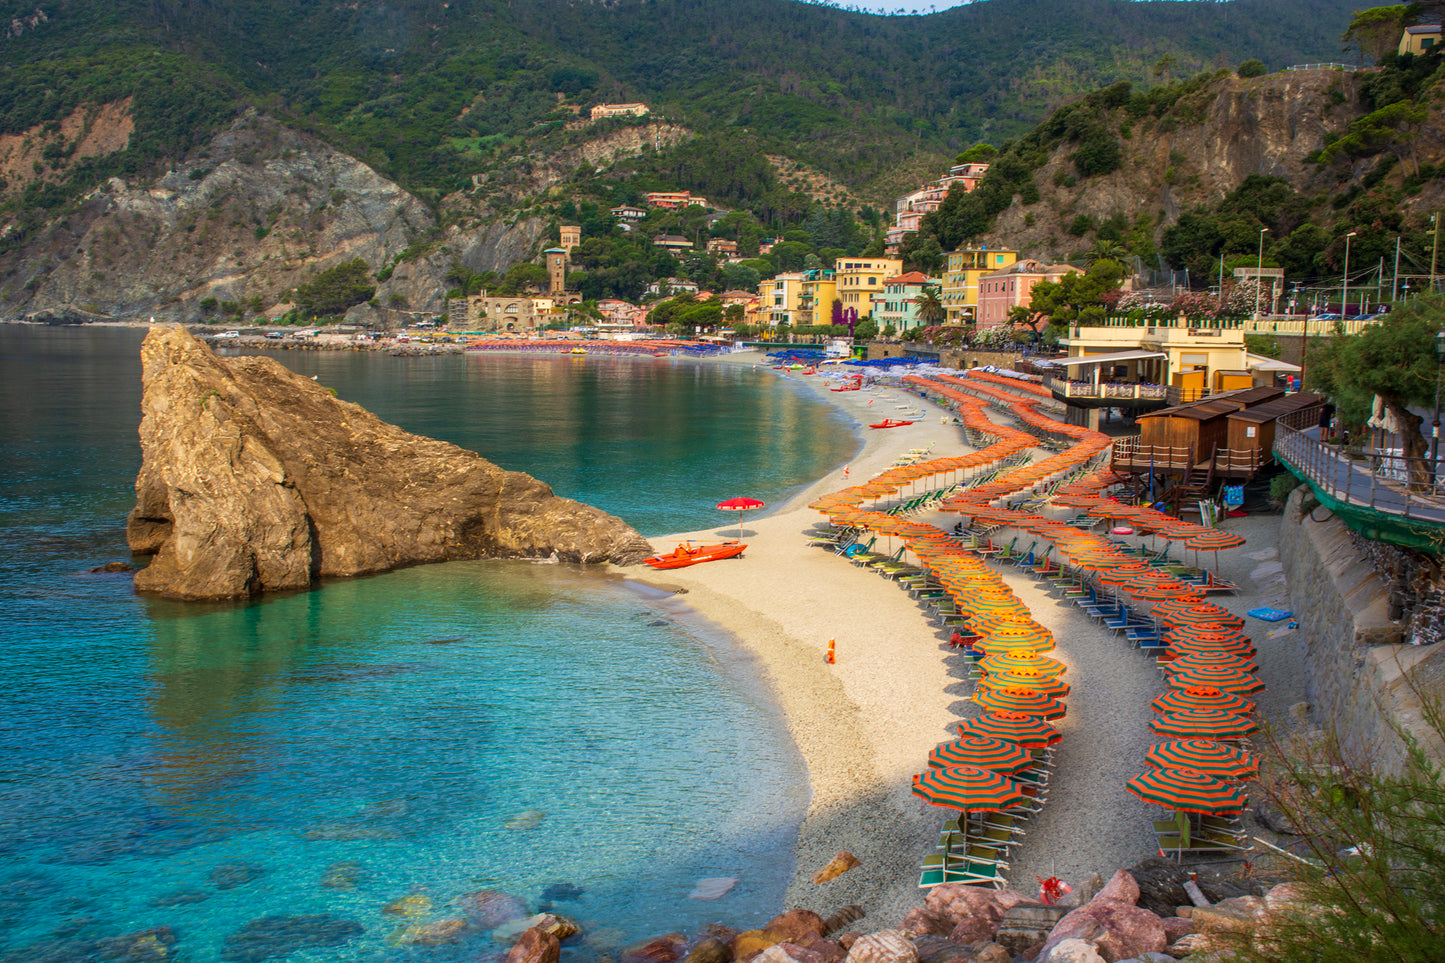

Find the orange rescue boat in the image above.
[{"left": 644, "top": 541, "right": 747, "bottom": 569}]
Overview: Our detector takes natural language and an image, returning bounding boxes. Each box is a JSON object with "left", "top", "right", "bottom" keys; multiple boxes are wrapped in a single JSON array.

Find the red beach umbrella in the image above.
[
  {"left": 716, "top": 496, "right": 764, "bottom": 540},
  {"left": 1125, "top": 768, "right": 1249, "bottom": 815},
  {"left": 1145, "top": 739, "right": 1259, "bottom": 779}
]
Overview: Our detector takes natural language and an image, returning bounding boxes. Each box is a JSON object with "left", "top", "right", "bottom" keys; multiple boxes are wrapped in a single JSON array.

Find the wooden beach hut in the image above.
[
  {"left": 1132, "top": 387, "right": 1284, "bottom": 472},
  {"left": 1225, "top": 392, "right": 1325, "bottom": 471}
]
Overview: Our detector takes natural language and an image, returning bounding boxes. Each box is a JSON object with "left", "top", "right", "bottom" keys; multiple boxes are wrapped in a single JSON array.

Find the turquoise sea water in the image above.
[{"left": 0, "top": 328, "right": 861, "bottom": 962}]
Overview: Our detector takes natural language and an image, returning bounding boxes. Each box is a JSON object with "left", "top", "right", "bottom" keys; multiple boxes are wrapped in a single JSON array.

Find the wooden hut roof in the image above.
[{"left": 1227, "top": 392, "right": 1326, "bottom": 424}]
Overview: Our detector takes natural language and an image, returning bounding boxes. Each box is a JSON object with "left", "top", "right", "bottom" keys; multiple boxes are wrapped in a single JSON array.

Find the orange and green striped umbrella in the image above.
[
  {"left": 1145, "top": 739, "right": 1259, "bottom": 779},
  {"left": 977, "top": 670, "right": 1070, "bottom": 700},
  {"left": 911, "top": 765, "right": 1029, "bottom": 812},
  {"left": 926, "top": 735, "right": 1035, "bottom": 773},
  {"left": 1163, "top": 651, "right": 1261, "bottom": 676},
  {"left": 973, "top": 687, "right": 1066, "bottom": 719},
  {"left": 1126, "top": 767, "right": 1249, "bottom": 815},
  {"left": 978, "top": 653, "right": 1067, "bottom": 678},
  {"left": 1149, "top": 708, "right": 1259, "bottom": 739},
  {"left": 1167, "top": 664, "right": 1265, "bottom": 694},
  {"left": 1183, "top": 530, "right": 1246, "bottom": 551},
  {"left": 1151, "top": 687, "right": 1255, "bottom": 717},
  {"left": 957, "top": 711, "right": 1062, "bottom": 748}
]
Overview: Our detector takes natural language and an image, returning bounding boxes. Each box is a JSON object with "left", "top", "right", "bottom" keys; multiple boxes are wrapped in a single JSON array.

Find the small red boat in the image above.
[
  {"left": 869, "top": 419, "right": 915, "bottom": 429},
  {"left": 643, "top": 541, "right": 747, "bottom": 569}
]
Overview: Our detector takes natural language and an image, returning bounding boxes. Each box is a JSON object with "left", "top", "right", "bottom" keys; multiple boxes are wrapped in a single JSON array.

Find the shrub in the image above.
[
  {"left": 1268, "top": 472, "right": 1302, "bottom": 504},
  {"left": 1237, "top": 59, "right": 1267, "bottom": 78}
]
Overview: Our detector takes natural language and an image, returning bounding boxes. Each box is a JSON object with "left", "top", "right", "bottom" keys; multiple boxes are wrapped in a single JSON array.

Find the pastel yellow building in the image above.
[
  {"left": 942, "top": 247, "right": 1018, "bottom": 324},
  {"left": 758, "top": 272, "right": 807, "bottom": 327},
  {"left": 798, "top": 269, "right": 838, "bottom": 327},
  {"left": 835, "top": 257, "right": 902, "bottom": 319}
]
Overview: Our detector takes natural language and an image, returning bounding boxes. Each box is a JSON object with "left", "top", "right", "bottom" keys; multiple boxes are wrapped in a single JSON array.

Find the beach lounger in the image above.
[{"left": 1155, "top": 831, "right": 1250, "bottom": 861}]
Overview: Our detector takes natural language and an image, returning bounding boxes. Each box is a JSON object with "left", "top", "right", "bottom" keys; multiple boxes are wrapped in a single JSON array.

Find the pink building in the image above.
[
  {"left": 975, "top": 260, "right": 1078, "bottom": 330},
  {"left": 884, "top": 168, "right": 984, "bottom": 254}
]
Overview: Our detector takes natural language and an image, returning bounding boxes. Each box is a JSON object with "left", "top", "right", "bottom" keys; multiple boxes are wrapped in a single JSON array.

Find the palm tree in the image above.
[
  {"left": 1086, "top": 240, "right": 1129, "bottom": 265},
  {"left": 912, "top": 284, "right": 947, "bottom": 330}
]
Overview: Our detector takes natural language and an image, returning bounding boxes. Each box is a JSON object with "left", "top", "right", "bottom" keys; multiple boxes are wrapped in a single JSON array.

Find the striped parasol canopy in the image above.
[
  {"left": 1150, "top": 708, "right": 1260, "bottom": 739},
  {"left": 978, "top": 653, "right": 1067, "bottom": 678},
  {"left": 1165, "top": 640, "right": 1258, "bottom": 662},
  {"left": 1160, "top": 605, "right": 1246, "bottom": 630},
  {"left": 977, "top": 670, "right": 1070, "bottom": 700},
  {"left": 1126, "top": 767, "right": 1249, "bottom": 815},
  {"left": 1183, "top": 529, "right": 1247, "bottom": 551},
  {"left": 1151, "top": 687, "right": 1255, "bottom": 717},
  {"left": 1167, "top": 664, "right": 1265, "bottom": 694},
  {"left": 927, "top": 735, "right": 1036, "bottom": 773},
  {"left": 1095, "top": 563, "right": 1155, "bottom": 585},
  {"left": 1145, "top": 739, "right": 1259, "bottom": 779},
  {"left": 975, "top": 622, "right": 1054, "bottom": 646},
  {"left": 1131, "top": 584, "right": 1203, "bottom": 602},
  {"left": 1165, "top": 624, "right": 1254, "bottom": 644},
  {"left": 1152, "top": 598, "right": 1211, "bottom": 621},
  {"left": 957, "top": 712, "right": 1062, "bottom": 748},
  {"left": 1163, "top": 651, "right": 1261, "bottom": 675},
  {"left": 973, "top": 687, "right": 1067, "bottom": 719},
  {"left": 911, "top": 765, "right": 1029, "bottom": 812},
  {"left": 971, "top": 635, "right": 1056, "bottom": 656}
]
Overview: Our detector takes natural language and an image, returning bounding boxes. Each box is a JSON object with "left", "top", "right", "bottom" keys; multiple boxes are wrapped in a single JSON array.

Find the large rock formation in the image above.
[{"left": 126, "top": 325, "right": 653, "bottom": 599}]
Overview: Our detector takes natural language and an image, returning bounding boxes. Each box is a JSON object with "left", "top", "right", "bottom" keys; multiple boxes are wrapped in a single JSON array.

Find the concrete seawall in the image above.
[{"left": 1279, "top": 487, "right": 1445, "bottom": 773}]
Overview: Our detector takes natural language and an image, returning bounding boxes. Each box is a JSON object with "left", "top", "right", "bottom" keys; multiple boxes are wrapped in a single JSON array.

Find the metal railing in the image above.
[
  {"left": 1274, "top": 410, "right": 1445, "bottom": 522},
  {"left": 1042, "top": 374, "right": 1169, "bottom": 402}
]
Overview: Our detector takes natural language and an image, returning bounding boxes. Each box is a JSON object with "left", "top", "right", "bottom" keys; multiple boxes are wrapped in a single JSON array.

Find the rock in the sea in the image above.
[
  {"left": 843, "top": 929, "right": 917, "bottom": 963},
  {"left": 690, "top": 877, "right": 738, "bottom": 900},
  {"left": 208, "top": 862, "right": 267, "bottom": 890},
  {"left": 89, "top": 561, "right": 134, "bottom": 572},
  {"left": 507, "top": 810, "right": 546, "bottom": 830},
  {"left": 493, "top": 913, "right": 580, "bottom": 944},
  {"left": 684, "top": 936, "right": 733, "bottom": 963},
  {"left": 126, "top": 325, "right": 654, "bottom": 599},
  {"left": 381, "top": 893, "right": 432, "bottom": 917},
  {"left": 621, "top": 932, "right": 688, "bottom": 963},
  {"left": 94, "top": 926, "right": 178, "bottom": 962},
  {"left": 392, "top": 916, "right": 471, "bottom": 947},
  {"left": 507, "top": 926, "right": 562, "bottom": 963},
  {"left": 220, "top": 914, "right": 363, "bottom": 962},
  {"left": 319, "top": 860, "right": 367, "bottom": 890},
  {"left": 460, "top": 889, "right": 530, "bottom": 928},
  {"left": 540, "top": 882, "right": 585, "bottom": 902},
  {"left": 813, "top": 851, "right": 861, "bottom": 884}
]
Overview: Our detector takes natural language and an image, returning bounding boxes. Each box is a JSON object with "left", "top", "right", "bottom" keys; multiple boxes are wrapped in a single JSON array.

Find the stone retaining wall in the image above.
[{"left": 1279, "top": 488, "right": 1445, "bottom": 774}]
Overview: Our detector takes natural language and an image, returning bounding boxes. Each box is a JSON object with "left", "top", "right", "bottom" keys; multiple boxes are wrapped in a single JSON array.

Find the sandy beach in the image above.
[{"left": 622, "top": 348, "right": 1305, "bottom": 927}]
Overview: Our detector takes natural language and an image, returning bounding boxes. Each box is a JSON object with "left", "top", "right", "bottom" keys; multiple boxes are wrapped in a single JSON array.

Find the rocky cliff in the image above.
[{"left": 126, "top": 326, "right": 654, "bottom": 599}]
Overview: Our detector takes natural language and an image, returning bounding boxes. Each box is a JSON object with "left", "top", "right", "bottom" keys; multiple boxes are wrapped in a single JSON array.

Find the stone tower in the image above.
[
  {"left": 559, "top": 225, "right": 581, "bottom": 251},
  {"left": 544, "top": 248, "right": 568, "bottom": 296}
]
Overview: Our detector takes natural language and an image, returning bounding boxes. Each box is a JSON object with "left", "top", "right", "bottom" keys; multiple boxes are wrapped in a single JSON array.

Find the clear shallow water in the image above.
[{"left": 0, "top": 328, "right": 859, "bottom": 962}]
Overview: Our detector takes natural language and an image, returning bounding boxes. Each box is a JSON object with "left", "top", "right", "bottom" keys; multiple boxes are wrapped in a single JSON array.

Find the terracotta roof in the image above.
[{"left": 885, "top": 272, "right": 936, "bottom": 284}]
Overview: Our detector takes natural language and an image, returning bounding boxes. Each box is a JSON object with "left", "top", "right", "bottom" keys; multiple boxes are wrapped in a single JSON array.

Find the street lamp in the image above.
[
  {"left": 1432, "top": 213, "right": 1440, "bottom": 296},
  {"left": 1255, "top": 227, "right": 1269, "bottom": 320},
  {"left": 1433, "top": 329, "right": 1445, "bottom": 476},
  {"left": 1342, "top": 231, "right": 1357, "bottom": 319}
]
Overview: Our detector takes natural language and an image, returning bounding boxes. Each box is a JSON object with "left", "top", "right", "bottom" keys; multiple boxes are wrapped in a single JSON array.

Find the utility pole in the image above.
[
  {"left": 1393, "top": 236, "right": 1401, "bottom": 302},
  {"left": 1433, "top": 211, "right": 1441, "bottom": 295}
]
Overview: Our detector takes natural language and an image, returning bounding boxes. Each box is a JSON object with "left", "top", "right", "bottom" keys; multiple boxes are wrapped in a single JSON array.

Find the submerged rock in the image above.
[
  {"left": 126, "top": 325, "right": 654, "bottom": 600},
  {"left": 319, "top": 860, "right": 367, "bottom": 890},
  {"left": 220, "top": 914, "right": 363, "bottom": 962},
  {"left": 459, "top": 889, "right": 529, "bottom": 928},
  {"left": 208, "top": 862, "right": 267, "bottom": 890},
  {"left": 506, "top": 810, "right": 546, "bottom": 830},
  {"left": 381, "top": 893, "right": 432, "bottom": 917},
  {"left": 539, "top": 882, "right": 585, "bottom": 902}
]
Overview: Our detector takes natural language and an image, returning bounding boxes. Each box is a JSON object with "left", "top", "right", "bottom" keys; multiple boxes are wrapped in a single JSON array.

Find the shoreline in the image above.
[
  {"left": 621, "top": 350, "right": 1307, "bottom": 927},
  {"left": 619, "top": 351, "right": 975, "bottom": 925}
]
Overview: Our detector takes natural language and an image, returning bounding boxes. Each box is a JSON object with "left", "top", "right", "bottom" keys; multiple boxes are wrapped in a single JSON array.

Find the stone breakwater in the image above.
[{"left": 126, "top": 325, "right": 653, "bottom": 599}]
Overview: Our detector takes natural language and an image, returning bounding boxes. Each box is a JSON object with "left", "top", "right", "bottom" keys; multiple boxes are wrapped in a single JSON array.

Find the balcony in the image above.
[{"left": 1042, "top": 373, "right": 1169, "bottom": 404}]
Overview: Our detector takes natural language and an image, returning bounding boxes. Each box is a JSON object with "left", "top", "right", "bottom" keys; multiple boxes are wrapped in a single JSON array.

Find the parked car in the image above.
[
  {"left": 215, "top": 330, "right": 240, "bottom": 339},
  {"left": 1312, "top": 312, "right": 1342, "bottom": 321},
  {"left": 266, "top": 331, "right": 285, "bottom": 340}
]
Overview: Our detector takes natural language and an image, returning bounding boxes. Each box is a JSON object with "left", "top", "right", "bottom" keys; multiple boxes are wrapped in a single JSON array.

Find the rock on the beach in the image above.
[
  {"left": 1096, "top": 871, "right": 1141, "bottom": 906},
  {"left": 507, "top": 926, "right": 561, "bottom": 963},
  {"left": 843, "top": 929, "right": 917, "bottom": 963},
  {"left": 621, "top": 932, "right": 688, "bottom": 963},
  {"left": 1160, "top": 917, "right": 1195, "bottom": 943},
  {"left": 756, "top": 943, "right": 825, "bottom": 963},
  {"left": 1039, "top": 938, "right": 1106, "bottom": 963},
  {"left": 765, "top": 909, "right": 828, "bottom": 944},
  {"left": 1190, "top": 896, "right": 1265, "bottom": 934},
  {"left": 125, "top": 325, "right": 653, "bottom": 599},
  {"left": 910, "top": 935, "right": 977, "bottom": 963},
  {"left": 924, "top": 884, "right": 1033, "bottom": 942},
  {"left": 1042, "top": 898, "right": 1167, "bottom": 963},
  {"left": 732, "top": 929, "right": 778, "bottom": 961},
  {"left": 899, "top": 908, "right": 951, "bottom": 938},
  {"left": 970, "top": 944, "right": 1010, "bottom": 963},
  {"left": 1124, "top": 858, "right": 1259, "bottom": 919},
  {"left": 1165, "top": 932, "right": 1209, "bottom": 957},
  {"left": 813, "top": 851, "right": 861, "bottom": 884},
  {"left": 690, "top": 877, "right": 738, "bottom": 900},
  {"left": 459, "top": 890, "right": 530, "bottom": 928}
]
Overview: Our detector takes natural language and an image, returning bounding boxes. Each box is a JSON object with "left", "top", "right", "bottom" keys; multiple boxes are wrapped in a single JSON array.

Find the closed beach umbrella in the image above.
[
  {"left": 957, "top": 712, "right": 1062, "bottom": 748},
  {"left": 1145, "top": 739, "right": 1259, "bottom": 779},
  {"left": 927, "top": 736, "right": 1035, "bottom": 773},
  {"left": 1151, "top": 687, "right": 1255, "bottom": 717},
  {"left": 1150, "top": 709, "right": 1259, "bottom": 739},
  {"left": 973, "top": 687, "right": 1067, "bottom": 719},
  {"left": 716, "top": 497, "right": 764, "bottom": 540},
  {"left": 911, "top": 765, "right": 1029, "bottom": 812},
  {"left": 1167, "top": 664, "right": 1265, "bottom": 694},
  {"left": 1125, "top": 767, "right": 1249, "bottom": 815}
]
